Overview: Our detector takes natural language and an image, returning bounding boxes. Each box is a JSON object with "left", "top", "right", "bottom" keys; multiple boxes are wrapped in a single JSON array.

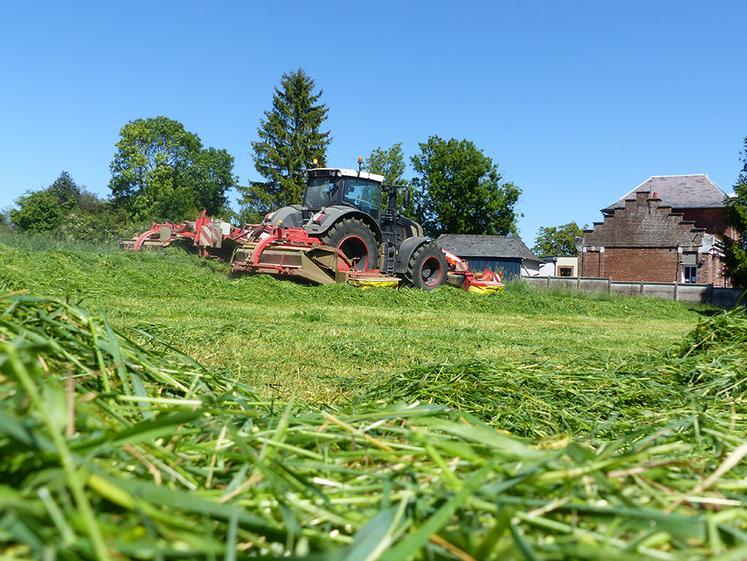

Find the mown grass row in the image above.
[
  {"left": 363, "top": 310, "right": 747, "bottom": 440},
  {"left": 1, "top": 294, "right": 745, "bottom": 560},
  {"left": 0, "top": 241, "right": 700, "bottom": 319}
]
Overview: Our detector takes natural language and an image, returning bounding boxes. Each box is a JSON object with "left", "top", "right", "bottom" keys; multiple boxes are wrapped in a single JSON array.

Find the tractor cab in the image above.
[{"left": 304, "top": 168, "right": 384, "bottom": 221}]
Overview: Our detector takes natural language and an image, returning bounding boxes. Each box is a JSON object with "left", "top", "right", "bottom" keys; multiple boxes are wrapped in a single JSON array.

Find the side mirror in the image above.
[{"left": 402, "top": 188, "right": 412, "bottom": 209}]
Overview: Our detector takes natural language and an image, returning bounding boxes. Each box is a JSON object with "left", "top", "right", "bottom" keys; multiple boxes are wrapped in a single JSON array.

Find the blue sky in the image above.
[{"left": 1, "top": 0, "right": 745, "bottom": 242}]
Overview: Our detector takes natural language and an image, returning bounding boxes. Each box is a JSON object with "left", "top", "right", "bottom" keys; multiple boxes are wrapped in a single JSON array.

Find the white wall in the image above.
[
  {"left": 537, "top": 257, "right": 578, "bottom": 277},
  {"left": 521, "top": 261, "right": 541, "bottom": 277}
]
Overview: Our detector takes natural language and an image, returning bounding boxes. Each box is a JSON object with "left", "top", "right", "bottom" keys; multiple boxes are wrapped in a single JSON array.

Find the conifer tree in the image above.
[{"left": 243, "top": 69, "right": 331, "bottom": 216}]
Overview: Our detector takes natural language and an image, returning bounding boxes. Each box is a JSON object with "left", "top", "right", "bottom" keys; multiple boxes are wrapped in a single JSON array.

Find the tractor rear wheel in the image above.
[
  {"left": 406, "top": 243, "right": 448, "bottom": 290},
  {"left": 321, "top": 218, "right": 379, "bottom": 271}
]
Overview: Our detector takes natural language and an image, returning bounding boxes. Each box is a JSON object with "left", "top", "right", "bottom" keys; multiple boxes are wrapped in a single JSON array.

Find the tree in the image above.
[
  {"left": 723, "top": 136, "right": 747, "bottom": 288},
  {"left": 109, "top": 116, "right": 235, "bottom": 221},
  {"left": 364, "top": 143, "right": 418, "bottom": 218},
  {"left": 47, "top": 171, "right": 82, "bottom": 206},
  {"left": 365, "top": 143, "right": 407, "bottom": 186},
  {"left": 10, "top": 172, "right": 82, "bottom": 233},
  {"left": 10, "top": 171, "right": 140, "bottom": 241},
  {"left": 533, "top": 222, "right": 585, "bottom": 257},
  {"left": 410, "top": 136, "right": 521, "bottom": 236},
  {"left": 243, "top": 69, "right": 331, "bottom": 216}
]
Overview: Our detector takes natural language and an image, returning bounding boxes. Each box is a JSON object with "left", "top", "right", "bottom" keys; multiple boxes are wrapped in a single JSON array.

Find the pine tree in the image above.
[{"left": 244, "top": 69, "right": 331, "bottom": 215}]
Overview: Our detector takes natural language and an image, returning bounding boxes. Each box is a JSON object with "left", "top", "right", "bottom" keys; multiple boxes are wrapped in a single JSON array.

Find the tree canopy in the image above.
[
  {"left": 533, "top": 222, "right": 585, "bottom": 257},
  {"left": 109, "top": 116, "right": 235, "bottom": 221},
  {"left": 242, "top": 69, "right": 331, "bottom": 217},
  {"left": 365, "top": 143, "right": 418, "bottom": 217},
  {"left": 723, "top": 136, "right": 747, "bottom": 288},
  {"left": 365, "top": 144, "right": 407, "bottom": 186},
  {"left": 11, "top": 172, "right": 81, "bottom": 233},
  {"left": 410, "top": 136, "right": 521, "bottom": 236},
  {"left": 10, "top": 172, "right": 134, "bottom": 241}
]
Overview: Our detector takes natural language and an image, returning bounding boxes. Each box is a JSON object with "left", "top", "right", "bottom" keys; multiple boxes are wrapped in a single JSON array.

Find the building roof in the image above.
[
  {"left": 603, "top": 174, "right": 728, "bottom": 213},
  {"left": 437, "top": 234, "right": 540, "bottom": 262}
]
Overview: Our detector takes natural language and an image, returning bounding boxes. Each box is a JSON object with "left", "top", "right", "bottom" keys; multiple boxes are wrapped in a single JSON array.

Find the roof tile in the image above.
[
  {"left": 437, "top": 234, "right": 540, "bottom": 262},
  {"left": 604, "top": 175, "right": 728, "bottom": 211}
]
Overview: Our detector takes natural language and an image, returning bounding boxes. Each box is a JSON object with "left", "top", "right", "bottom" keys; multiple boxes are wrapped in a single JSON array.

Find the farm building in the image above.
[
  {"left": 437, "top": 234, "right": 542, "bottom": 278},
  {"left": 579, "top": 174, "right": 733, "bottom": 285}
]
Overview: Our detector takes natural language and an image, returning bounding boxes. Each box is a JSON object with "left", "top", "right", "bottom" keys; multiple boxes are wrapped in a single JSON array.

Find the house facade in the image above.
[
  {"left": 437, "top": 234, "right": 542, "bottom": 278},
  {"left": 579, "top": 175, "right": 731, "bottom": 286}
]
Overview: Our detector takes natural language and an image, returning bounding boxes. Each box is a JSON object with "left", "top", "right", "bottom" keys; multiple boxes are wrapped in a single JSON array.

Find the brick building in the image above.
[{"left": 580, "top": 175, "right": 732, "bottom": 286}]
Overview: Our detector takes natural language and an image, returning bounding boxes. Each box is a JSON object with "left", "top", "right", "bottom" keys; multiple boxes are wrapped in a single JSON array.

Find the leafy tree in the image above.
[
  {"left": 365, "top": 143, "right": 418, "bottom": 217},
  {"left": 10, "top": 190, "right": 68, "bottom": 234},
  {"left": 109, "top": 116, "right": 235, "bottom": 221},
  {"left": 533, "top": 222, "right": 585, "bottom": 257},
  {"left": 11, "top": 171, "right": 146, "bottom": 242},
  {"left": 188, "top": 147, "right": 237, "bottom": 215},
  {"left": 243, "top": 69, "right": 331, "bottom": 216},
  {"left": 723, "top": 136, "right": 747, "bottom": 288},
  {"left": 410, "top": 136, "right": 521, "bottom": 236},
  {"left": 365, "top": 143, "right": 407, "bottom": 186},
  {"left": 10, "top": 172, "right": 82, "bottom": 233}
]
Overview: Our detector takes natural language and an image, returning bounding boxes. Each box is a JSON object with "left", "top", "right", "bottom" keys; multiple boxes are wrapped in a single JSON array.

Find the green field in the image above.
[
  {"left": 0, "top": 242, "right": 698, "bottom": 404},
  {"left": 1, "top": 240, "right": 745, "bottom": 560}
]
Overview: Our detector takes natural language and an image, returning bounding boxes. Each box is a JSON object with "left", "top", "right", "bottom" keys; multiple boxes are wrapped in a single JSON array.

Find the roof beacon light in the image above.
[{"left": 357, "top": 156, "right": 363, "bottom": 173}]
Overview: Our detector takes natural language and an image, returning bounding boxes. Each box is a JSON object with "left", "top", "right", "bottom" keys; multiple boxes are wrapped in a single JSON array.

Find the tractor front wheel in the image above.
[
  {"left": 320, "top": 218, "right": 379, "bottom": 271},
  {"left": 406, "top": 243, "right": 448, "bottom": 290}
]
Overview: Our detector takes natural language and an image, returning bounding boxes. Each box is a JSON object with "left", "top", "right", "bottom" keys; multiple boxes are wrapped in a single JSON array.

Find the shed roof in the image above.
[
  {"left": 604, "top": 175, "right": 728, "bottom": 213},
  {"left": 437, "top": 234, "right": 540, "bottom": 262}
]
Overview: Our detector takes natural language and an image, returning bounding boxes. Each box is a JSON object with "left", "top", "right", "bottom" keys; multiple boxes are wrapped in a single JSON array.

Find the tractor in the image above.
[{"left": 229, "top": 165, "right": 502, "bottom": 292}]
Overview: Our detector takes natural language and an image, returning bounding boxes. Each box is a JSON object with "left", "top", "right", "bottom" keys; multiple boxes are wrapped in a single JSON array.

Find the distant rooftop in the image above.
[
  {"left": 603, "top": 174, "right": 728, "bottom": 213},
  {"left": 437, "top": 234, "right": 540, "bottom": 262}
]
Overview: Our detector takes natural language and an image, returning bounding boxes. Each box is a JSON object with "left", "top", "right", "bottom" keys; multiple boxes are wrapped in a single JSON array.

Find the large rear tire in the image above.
[
  {"left": 406, "top": 243, "right": 448, "bottom": 290},
  {"left": 320, "top": 218, "right": 379, "bottom": 271}
]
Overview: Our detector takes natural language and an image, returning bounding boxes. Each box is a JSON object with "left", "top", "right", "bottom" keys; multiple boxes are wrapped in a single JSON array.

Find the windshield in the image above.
[
  {"left": 304, "top": 177, "right": 338, "bottom": 208},
  {"left": 343, "top": 179, "right": 380, "bottom": 220}
]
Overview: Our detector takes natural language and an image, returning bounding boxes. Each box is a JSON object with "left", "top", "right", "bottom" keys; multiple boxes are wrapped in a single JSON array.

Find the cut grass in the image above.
[
  {"left": 362, "top": 309, "right": 747, "bottom": 441},
  {"left": 0, "top": 242, "right": 701, "bottom": 403},
  {"left": 0, "top": 294, "right": 745, "bottom": 560}
]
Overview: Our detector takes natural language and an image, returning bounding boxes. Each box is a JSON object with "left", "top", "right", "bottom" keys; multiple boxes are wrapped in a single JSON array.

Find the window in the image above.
[
  {"left": 558, "top": 266, "right": 573, "bottom": 277},
  {"left": 683, "top": 266, "right": 697, "bottom": 284},
  {"left": 343, "top": 179, "right": 380, "bottom": 220},
  {"left": 304, "top": 177, "right": 339, "bottom": 208}
]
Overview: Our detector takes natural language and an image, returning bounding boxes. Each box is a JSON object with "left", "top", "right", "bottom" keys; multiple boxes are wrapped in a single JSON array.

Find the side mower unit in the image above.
[{"left": 229, "top": 225, "right": 504, "bottom": 292}]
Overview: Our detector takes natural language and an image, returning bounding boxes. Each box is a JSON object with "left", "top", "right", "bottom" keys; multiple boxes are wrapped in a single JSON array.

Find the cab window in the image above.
[
  {"left": 304, "top": 177, "right": 339, "bottom": 209},
  {"left": 342, "top": 179, "right": 380, "bottom": 220}
]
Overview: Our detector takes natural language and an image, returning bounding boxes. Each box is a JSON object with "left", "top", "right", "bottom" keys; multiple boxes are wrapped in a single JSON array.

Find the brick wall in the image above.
[
  {"left": 581, "top": 250, "right": 602, "bottom": 277},
  {"left": 581, "top": 247, "right": 679, "bottom": 282},
  {"left": 581, "top": 191, "right": 708, "bottom": 283},
  {"left": 677, "top": 207, "right": 734, "bottom": 238},
  {"left": 699, "top": 253, "right": 729, "bottom": 287},
  {"left": 585, "top": 192, "right": 704, "bottom": 249}
]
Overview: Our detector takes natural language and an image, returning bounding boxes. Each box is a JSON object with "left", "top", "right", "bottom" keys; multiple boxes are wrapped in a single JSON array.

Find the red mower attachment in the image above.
[
  {"left": 230, "top": 225, "right": 400, "bottom": 287},
  {"left": 442, "top": 250, "right": 504, "bottom": 293},
  {"left": 122, "top": 210, "right": 246, "bottom": 257}
]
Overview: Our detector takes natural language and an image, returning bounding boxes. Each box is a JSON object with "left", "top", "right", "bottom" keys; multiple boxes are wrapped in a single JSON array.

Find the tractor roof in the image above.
[{"left": 308, "top": 167, "right": 385, "bottom": 183}]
